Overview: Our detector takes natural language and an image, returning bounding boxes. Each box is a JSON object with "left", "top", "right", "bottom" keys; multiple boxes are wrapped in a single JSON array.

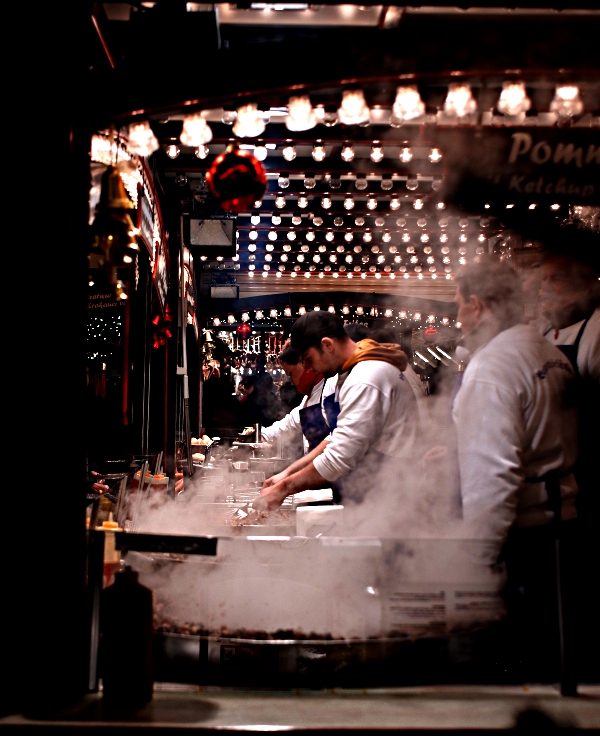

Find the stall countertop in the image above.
[{"left": 2, "top": 684, "right": 599, "bottom": 732}]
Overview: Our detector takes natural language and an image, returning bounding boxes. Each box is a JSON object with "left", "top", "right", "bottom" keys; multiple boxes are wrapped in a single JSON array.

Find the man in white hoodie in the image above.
[
  {"left": 453, "top": 256, "right": 579, "bottom": 682},
  {"left": 254, "top": 311, "right": 427, "bottom": 514}
]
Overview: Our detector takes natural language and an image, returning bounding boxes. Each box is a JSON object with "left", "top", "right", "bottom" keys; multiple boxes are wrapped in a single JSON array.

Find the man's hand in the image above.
[
  {"left": 261, "top": 470, "right": 289, "bottom": 490},
  {"left": 174, "top": 471, "right": 184, "bottom": 494},
  {"left": 253, "top": 478, "right": 290, "bottom": 511}
]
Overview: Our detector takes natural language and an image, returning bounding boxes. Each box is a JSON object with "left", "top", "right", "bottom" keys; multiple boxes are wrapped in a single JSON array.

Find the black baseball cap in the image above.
[{"left": 290, "top": 311, "right": 347, "bottom": 354}]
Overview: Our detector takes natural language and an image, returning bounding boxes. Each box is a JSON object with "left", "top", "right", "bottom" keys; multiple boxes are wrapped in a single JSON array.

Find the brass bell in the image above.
[{"left": 99, "top": 165, "right": 134, "bottom": 210}]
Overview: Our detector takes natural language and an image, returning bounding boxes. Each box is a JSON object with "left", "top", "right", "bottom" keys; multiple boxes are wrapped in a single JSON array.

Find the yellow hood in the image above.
[{"left": 342, "top": 339, "right": 408, "bottom": 372}]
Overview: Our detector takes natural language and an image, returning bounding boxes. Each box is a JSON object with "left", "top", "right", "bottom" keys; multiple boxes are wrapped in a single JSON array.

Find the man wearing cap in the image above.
[
  {"left": 253, "top": 311, "right": 427, "bottom": 514},
  {"left": 260, "top": 342, "right": 336, "bottom": 460}
]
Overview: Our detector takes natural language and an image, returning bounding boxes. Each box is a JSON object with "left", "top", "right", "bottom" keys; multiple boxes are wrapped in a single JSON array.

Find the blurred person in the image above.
[
  {"left": 452, "top": 256, "right": 579, "bottom": 681},
  {"left": 253, "top": 311, "right": 427, "bottom": 515},
  {"left": 238, "top": 371, "right": 286, "bottom": 428},
  {"left": 532, "top": 225, "right": 600, "bottom": 682}
]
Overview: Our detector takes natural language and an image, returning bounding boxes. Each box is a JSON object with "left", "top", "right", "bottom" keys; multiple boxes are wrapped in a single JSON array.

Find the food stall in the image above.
[{"left": 8, "top": 1, "right": 599, "bottom": 731}]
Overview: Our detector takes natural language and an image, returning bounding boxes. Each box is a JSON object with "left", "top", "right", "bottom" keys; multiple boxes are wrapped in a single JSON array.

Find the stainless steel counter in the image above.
[{"left": 2, "top": 683, "right": 599, "bottom": 731}]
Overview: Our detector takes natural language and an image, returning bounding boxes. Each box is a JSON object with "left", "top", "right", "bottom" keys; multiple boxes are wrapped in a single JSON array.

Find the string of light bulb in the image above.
[{"left": 126, "top": 81, "right": 591, "bottom": 157}]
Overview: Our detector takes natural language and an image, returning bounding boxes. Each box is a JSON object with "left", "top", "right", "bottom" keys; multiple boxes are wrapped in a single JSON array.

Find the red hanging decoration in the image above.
[
  {"left": 236, "top": 322, "right": 251, "bottom": 338},
  {"left": 206, "top": 144, "right": 267, "bottom": 212},
  {"left": 424, "top": 326, "right": 438, "bottom": 343},
  {"left": 151, "top": 303, "right": 174, "bottom": 349}
]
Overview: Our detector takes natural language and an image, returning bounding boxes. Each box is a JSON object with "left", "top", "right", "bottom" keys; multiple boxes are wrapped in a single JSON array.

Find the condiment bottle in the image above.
[
  {"left": 101, "top": 513, "right": 122, "bottom": 587},
  {"left": 100, "top": 565, "right": 154, "bottom": 707}
]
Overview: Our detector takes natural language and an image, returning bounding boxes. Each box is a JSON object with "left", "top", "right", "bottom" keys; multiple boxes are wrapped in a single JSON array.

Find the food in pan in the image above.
[
  {"left": 191, "top": 435, "right": 212, "bottom": 446},
  {"left": 192, "top": 452, "right": 205, "bottom": 462}
]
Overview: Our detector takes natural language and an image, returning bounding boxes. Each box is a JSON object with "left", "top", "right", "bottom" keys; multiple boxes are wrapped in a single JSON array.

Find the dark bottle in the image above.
[{"left": 100, "top": 565, "right": 154, "bottom": 706}]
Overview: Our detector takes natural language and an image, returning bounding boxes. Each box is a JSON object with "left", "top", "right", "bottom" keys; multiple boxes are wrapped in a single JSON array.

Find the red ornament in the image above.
[
  {"left": 424, "top": 326, "right": 438, "bottom": 343},
  {"left": 236, "top": 322, "right": 251, "bottom": 337},
  {"left": 206, "top": 144, "right": 267, "bottom": 212}
]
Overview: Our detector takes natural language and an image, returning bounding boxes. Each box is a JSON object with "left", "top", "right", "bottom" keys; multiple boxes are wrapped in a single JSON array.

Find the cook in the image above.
[
  {"left": 253, "top": 311, "right": 428, "bottom": 512},
  {"left": 452, "top": 257, "right": 579, "bottom": 681},
  {"left": 260, "top": 343, "right": 334, "bottom": 455}
]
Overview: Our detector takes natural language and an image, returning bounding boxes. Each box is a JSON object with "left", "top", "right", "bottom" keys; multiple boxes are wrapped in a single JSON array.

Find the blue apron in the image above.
[{"left": 304, "top": 390, "right": 343, "bottom": 504}]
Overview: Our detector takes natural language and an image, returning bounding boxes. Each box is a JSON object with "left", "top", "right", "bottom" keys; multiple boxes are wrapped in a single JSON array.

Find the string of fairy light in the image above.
[
  {"left": 87, "top": 313, "right": 124, "bottom": 361},
  {"left": 210, "top": 305, "right": 460, "bottom": 330}
]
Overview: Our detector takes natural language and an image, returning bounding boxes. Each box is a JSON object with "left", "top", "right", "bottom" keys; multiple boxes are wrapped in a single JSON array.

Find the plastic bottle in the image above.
[{"left": 100, "top": 565, "right": 154, "bottom": 707}]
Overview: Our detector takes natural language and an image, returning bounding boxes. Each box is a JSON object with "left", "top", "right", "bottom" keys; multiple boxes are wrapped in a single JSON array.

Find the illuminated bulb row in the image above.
[{"left": 265, "top": 194, "right": 442, "bottom": 210}]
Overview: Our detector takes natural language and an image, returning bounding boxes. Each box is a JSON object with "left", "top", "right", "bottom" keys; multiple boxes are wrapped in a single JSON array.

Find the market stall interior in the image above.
[{"left": 12, "top": 1, "right": 599, "bottom": 726}]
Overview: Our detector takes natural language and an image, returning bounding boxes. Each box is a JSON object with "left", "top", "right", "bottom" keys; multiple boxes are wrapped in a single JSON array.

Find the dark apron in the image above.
[
  {"left": 545, "top": 315, "right": 600, "bottom": 683},
  {"left": 298, "top": 402, "right": 330, "bottom": 452},
  {"left": 315, "top": 391, "right": 343, "bottom": 504}
]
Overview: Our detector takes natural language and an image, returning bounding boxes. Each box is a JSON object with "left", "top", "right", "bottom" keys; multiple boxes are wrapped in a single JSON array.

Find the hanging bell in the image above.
[{"left": 99, "top": 166, "right": 135, "bottom": 210}]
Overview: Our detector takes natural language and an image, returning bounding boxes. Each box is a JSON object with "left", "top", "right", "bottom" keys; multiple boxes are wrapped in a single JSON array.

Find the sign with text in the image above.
[{"left": 434, "top": 127, "right": 599, "bottom": 210}]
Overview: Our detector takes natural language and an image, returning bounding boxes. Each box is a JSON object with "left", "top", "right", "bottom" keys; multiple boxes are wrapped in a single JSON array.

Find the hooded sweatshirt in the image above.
[{"left": 313, "top": 339, "right": 427, "bottom": 492}]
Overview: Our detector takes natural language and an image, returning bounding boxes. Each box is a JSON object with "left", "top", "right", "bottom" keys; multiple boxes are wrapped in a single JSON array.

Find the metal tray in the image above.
[{"left": 152, "top": 626, "right": 513, "bottom": 688}]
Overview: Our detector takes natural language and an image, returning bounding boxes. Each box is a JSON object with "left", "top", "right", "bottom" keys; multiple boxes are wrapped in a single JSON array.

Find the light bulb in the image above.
[
  {"left": 338, "top": 89, "right": 370, "bottom": 125},
  {"left": 390, "top": 197, "right": 401, "bottom": 210},
  {"left": 195, "top": 144, "right": 209, "bottom": 159},
  {"left": 319, "top": 244, "right": 327, "bottom": 252},
  {"left": 304, "top": 175, "right": 317, "bottom": 189},
  {"left": 321, "top": 196, "right": 332, "bottom": 209},
  {"left": 232, "top": 103, "right": 266, "bottom": 137},
  {"left": 345, "top": 231, "right": 354, "bottom": 242},
  {"left": 355, "top": 176, "right": 368, "bottom": 191},
  {"left": 277, "top": 174, "right": 290, "bottom": 188},
  {"left": 298, "top": 195, "right": 309, "bottom": 209},
  {"left": 287, "top": 230, "right": 296, "bottom": 241},
  {"left": 406, "top": 178, "right": 418, "bottom": 191},
  {"left": 266, "top": 243, "right": 274, "bottom": 252},
  {"left": 550, "top": 84, "right": 584, "bottom": 120},
  {"left": 128, "top": 121, "right": 159, "bottom": 157},
  {"left": 306, "top": 230, "right": 315, "bottom": 241},
  {"left": 221, "top": 110, "right": 237, "bottom": 125},
  {"left": 444, "top": 83, "right": 477, "bottom": 118},
  {"left": 382, "top": 231, "right": 391, "bottom": 243},
  {"left": 292, "top": 215, "right": 302, "bottom": 225},
  {"left": 271, "top": 214, "right": 281, "bottom": 225},
  {"left": 253, "top": 145, "right": 268, "bottom": 161},
  {"left": 497, "top": 81, "right": 531, "bottom": 117},
  {"left": 355, "top": 217, "right": 365, "bottom": 226},
  {"left": 249, "top": 229, "right": 258, "bottom": 240},
  {"left": 428, "top": 147, "right": 442, "bottom": 163},
  {"left": 286, "top": 95, "right": 317, "bottom": 131},
  {"left": 367, "top": 196, "right": 377, "bottom": 210},
  {"left": 312, "top": 142, "right": 326, "bottom": 162},
  {"left": 275, "top": 195, "right": 286, "bottom": 209},
  {"left": 363, "top": 231, "right": 373, "bottom": 242},
  {"left": 326, "top": 230, "right": 335, "bottom": 242},
  {"left": 329, "top": 175, "right": 342, "bottom": 190},
  {"left": 313, "top": 216, "right": 323, "bottom": 226},
  {"left": 341, "top": 144, "right": 355, "bottom": 162},
  {"left": 354, "top": 245, "right": 362, "bottom": 253},
  {"left": 343, "top": 196, "right": 355, "bottom": 210},
  {"left": 420, "top": 233, "right": 430, "bottom": 243},
  {"left": 166, "top": 144, "right": 180, "bottom": 159},
  {"left": 370, "top": 142, "right": 384, "bottom": 162},
  {"left": 268, "top": 230, "right": 277, "bottom": 241},
  {"left": 333, "top": 216, "right": 343, "bottom": 226},
  {"left": 399, "top": 146, "right": 413, "bottom": 163},
  {"left": 180, "top": 113, "right": 213, "bottom": 146},
  {"left": 391, "top": 85, "right": 425, "bottom": 125},
  {"left": 413, "top": 198, "right": 424, "bottom": 210},
  {"left": 381, "top": 177, "right": 393, "bottom": 191},
  {"left": 282, "top": 144, "right": 296, "bottom": 161}
]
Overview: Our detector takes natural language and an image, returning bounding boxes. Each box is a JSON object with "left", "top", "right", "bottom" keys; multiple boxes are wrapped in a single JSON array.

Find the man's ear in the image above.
[
  {"left": 471, "top": 294, "right": 487, "bottom": 318},
  {"left": 320, "top": 337, "right": 335, "bottom": 353}
]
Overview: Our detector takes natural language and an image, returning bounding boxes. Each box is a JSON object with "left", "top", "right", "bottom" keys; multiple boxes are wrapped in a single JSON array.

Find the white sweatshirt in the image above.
[
  {"left": 534, "top": 306, "right": 600, "bottom": 381},
  {"left": 261, "top": 377, "right": 335, "bottom": 453},
  {"left": 453, "top": 324, "right": 578, "bottom": 546},
  {"left": 313, "top": 360, "right": 426, "bottom": 484}
]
